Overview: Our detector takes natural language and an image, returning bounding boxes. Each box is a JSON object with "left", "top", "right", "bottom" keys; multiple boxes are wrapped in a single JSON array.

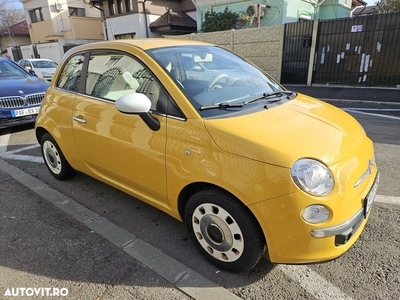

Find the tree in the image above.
[
  {"left": 237, "top": 1, "right": 282, "bottom": 29},
  {"left": 200, "top": 7, "right": 238, "bottom": 33},
  {"left": 0, "top": 0, "right": 25, "bottom": 30},
  {"left": 200, "top": 1, "right": 282, "bottom": 33},
  {"left": 374, "top": 0, "right": 400, "bottom": 14}
]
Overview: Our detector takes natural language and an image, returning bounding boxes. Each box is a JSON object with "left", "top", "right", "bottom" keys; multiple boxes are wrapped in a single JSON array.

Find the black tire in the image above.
[
  {"left": 185, "top": 188, "right": 265, "bottom": 272},
  {"left": 41, "top": 133, "right": 76, "bottom": 180}
]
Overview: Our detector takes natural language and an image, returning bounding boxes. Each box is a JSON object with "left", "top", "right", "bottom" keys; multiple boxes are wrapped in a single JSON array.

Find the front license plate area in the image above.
[
  {"left": 363, "top": 172, "right": 380, "bottom": 218},
  {"left": 11, "top": 107, "right": 40, "bottom": 118}
]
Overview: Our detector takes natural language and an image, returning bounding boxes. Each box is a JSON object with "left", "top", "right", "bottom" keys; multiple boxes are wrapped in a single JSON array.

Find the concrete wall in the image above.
[{"left": 168, "top": 25, "right": 284, "bottom": 81}]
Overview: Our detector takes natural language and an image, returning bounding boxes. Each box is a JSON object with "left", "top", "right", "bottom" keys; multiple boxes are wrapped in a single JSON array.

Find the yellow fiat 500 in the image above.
[{"left": 35, "top": 39, "right": 379, "bottom": 272}]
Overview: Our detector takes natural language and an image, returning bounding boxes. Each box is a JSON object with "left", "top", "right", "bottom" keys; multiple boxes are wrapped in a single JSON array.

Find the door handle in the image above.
[{"left": 72, "top": 116, "right": 87, "bottom": 124}]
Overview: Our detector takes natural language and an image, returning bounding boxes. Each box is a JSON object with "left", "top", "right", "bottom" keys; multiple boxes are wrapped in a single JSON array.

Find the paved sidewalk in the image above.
[{"left": 0, "top": 158, "right": 239, "bottom": 300}]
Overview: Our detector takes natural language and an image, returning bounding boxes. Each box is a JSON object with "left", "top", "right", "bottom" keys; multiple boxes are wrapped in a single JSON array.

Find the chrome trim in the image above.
[
  {"left": 354, "top": 168, "right": 371, "bottom": 187},
  {"left": 311, "top": 208, "right": 364, "bottom": 238},
  {"left": 72, "top": 116, "right": 87, "bottom": 124},
  {"left": 354, "top": 155, "right": 375, "bottom": 187},
  {"left": 0, "top": 93, "right": 45, "bottom": 108}
]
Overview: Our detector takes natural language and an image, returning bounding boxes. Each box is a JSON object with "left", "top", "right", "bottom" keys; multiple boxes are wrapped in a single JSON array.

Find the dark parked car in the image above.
[{"left": 0, "top": 57, "right": 50, "bottom": 127}]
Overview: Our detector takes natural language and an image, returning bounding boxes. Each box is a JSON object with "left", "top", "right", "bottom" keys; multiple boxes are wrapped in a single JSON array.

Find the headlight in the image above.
[
  {"left": 42, "top": 71, "right": 53, "bottom": 77},
  {"left": 291, "top": 158, "right": 334, "bottom": 196}
]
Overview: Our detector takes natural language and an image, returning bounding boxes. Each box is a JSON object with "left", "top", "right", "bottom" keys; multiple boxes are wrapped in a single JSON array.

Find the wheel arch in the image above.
[
  {"left": 35, "top": 126, "right": 49, "bottom": 145},
  {"left": 177, "top": 182, "right": 264, "bottom": 235}
]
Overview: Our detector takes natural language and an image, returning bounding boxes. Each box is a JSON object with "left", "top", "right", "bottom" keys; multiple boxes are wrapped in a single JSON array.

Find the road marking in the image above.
[
  {"left": 343, "top": 108, "right": 400, "bottom": 120},
  {"left": 343, "top": 108, "right": 400, "bottom": 111},
  {"left": 0, "top": 144, "right": 43, "bottom": 163},
  {"left": 278, "top": 265, "right": 352, "bottom": 300},
  {"left": 375, "top": 194, "right": 400, "bottom": 206},
  {"left": 0, "top": 134, "right": 10, "bottom": 155}
]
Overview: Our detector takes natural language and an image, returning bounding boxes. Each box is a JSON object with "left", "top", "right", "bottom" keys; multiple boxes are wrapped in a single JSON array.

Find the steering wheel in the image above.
[{"left": 205, "top": 73, "right": 230, "bottom": 91}]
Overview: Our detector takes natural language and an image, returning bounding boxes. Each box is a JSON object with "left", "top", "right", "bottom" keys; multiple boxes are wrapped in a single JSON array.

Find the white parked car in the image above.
[{"left": 18, "top": 59, "right": 58, "bottom": 81}]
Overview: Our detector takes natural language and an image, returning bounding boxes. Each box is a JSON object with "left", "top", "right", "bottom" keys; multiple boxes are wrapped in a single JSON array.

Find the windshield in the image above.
[
  {"left": 147, "top": 45, "right": 288, "bottom": 117},
  {"left": 31, "top": 60, "right": 58, "bottom": 68},
  {"left": 0, "top": 59, "right": 30, "bottom": 77}
]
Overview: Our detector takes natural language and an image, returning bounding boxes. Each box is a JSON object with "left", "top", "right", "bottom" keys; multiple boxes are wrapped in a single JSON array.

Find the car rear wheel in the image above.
[
  {"left": 185, "top": 188, "right": 265, "bottom": 272},
  {"left": 41, "top": 133, "right": 76, "bottom": 180}
]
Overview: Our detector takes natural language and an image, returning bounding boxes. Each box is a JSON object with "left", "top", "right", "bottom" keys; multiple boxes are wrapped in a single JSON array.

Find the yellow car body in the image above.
[{"left": 35, "top": 39, "right": 379, "bottom": 271}]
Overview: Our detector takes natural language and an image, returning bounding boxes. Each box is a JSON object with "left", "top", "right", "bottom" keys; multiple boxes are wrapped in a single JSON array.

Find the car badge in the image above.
[
  {"left": 368, "top": 159, "right": 373, "bottom": 174},
  {"left": 19, "top": 90, "right": 24, "bottom": 95}
]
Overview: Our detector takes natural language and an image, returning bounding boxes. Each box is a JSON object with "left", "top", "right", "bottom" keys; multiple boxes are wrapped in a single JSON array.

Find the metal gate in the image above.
[
  {"left": 281, "top": 12, "right": 400, "bottom": 87},
  {"left": 313, "top": 13, "right": 400, "bottom": 86},
  {"left": 11, "top": 46, "right": 23, "bottom": 61},
  {"left": 281, "top": 20, "right": 314, "bottom": 84}
]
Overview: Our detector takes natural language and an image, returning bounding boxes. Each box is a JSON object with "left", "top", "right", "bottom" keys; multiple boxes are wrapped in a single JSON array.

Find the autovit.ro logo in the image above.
[{"left": 4, "top": 287, "right": 69, "bottom": 297}]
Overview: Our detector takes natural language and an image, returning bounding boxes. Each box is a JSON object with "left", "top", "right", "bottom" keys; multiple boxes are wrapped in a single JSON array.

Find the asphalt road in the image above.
[{"left": 0, "top": 95, "right": 399, "bottom": 300}]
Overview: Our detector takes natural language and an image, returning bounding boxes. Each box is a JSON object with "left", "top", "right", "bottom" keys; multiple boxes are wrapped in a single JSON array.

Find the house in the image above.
[
  {"left": 19, "top": 0, "right": 104, "bottom": 62},
  {"left": 89, "top": 0, "right": 197, "bottom": 40},
  {"left": 0, "top": 20, "right": 30, "bottom": 60},
  {"left": 352, "top": 5, "right": 378, "bottom": 16},
  {"left": 195, "top": 0, "right": 369, "bottom": 30}
]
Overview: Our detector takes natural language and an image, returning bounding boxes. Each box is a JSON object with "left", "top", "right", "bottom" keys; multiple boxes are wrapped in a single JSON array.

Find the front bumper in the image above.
[
  {"left": 249, "top": 165, "right": 379, "bottom": 264},
  {"left": 311, "top": 172, "right": 380, "bottom": 245}
]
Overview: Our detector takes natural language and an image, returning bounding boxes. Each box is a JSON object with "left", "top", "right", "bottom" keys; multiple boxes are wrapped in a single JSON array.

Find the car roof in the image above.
[
  {"left": 67, "top": 38, "right": 212, "bottom": 53},
  {"left": 22, "top": 58, "right": 55, "bottom": 61}
]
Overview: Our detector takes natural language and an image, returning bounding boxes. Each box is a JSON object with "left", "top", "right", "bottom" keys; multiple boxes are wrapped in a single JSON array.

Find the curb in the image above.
[{"left": 0, "top": 158, "right": 240, "bottom": 300}]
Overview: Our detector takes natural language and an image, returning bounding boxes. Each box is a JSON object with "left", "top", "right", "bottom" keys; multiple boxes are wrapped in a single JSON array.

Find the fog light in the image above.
[{"left": 302, "top": 205, "right": 329, "bottom": 224}]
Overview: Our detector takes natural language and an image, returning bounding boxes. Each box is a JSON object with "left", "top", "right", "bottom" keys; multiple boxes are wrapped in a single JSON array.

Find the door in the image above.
[{"left": 72, "top": 50, "right": 168, "bottom": 204}]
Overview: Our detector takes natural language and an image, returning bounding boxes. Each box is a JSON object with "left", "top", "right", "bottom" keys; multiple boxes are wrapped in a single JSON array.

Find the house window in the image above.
[
  {"left": 108, "top": 0, "right": 116, "bottom": 16},
  {"left": 69, "top": 7, "right": 86, "bottom": 17},
  {"left": 29, "top": 8, "right": 44, "bottom": 23},
  {"left": 117, "top": 0, "right": 124, "bottom": 14},
  {"left": 125, "top": 0, "right": 133, "bottom": 12},
  {"left": 115, "top": 33, "right": 136, "bottom": 39}
]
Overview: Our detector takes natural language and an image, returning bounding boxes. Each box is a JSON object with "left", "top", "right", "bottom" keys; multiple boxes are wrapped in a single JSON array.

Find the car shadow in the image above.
[{"left": 0, "top": 152, "right": 276, "bottom": 293}]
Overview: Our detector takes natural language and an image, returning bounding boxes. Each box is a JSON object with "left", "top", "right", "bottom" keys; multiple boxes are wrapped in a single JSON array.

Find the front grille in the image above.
[{"left": 0, "top": 93, "right": 46, "bottom": 108}]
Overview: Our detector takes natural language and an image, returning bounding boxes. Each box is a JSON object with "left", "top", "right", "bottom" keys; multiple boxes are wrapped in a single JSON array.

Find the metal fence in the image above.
[{"left": 281, "top": 12, "right": 400, "bottom": 87}]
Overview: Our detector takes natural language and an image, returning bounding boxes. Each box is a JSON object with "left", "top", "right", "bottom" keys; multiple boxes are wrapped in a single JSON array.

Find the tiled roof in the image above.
[
  {"left": 352, "top": 0, "right": 367, "bottom": 6},
  {"left": 0, "top": 19, "right": 29, "bottom": 36},
  {"left": 149, "top": 9, "right": 197, "bottom": 29},
  {"left": 353, "top": 5, "right": 377, "bottom": 15}
]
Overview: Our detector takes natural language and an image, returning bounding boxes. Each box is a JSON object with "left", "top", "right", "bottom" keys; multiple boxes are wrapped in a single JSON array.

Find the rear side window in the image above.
[{"left": 56, "top": 54, "right": 85, "bottom": 92}]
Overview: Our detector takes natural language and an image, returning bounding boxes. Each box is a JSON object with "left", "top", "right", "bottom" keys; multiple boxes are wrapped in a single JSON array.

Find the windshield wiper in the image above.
[
  {"left": 263, "top": 91, "right": 294, "bottom": 99},
  {"left": 242, "top": 91, "right": 293, "bottom": 105},
  {"left": 199, "top": 91, "right": 294, "bottom": 111},
  {"left": 200, "top": 102, "right": 245, "bottom": 111}
]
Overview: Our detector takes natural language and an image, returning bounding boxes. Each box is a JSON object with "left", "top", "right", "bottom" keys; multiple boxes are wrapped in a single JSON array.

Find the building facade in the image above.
[
  {"left": 19, "top": 0, "right": 104, "bottom": 61},
  {"left": 90, "top": 0, "right": 197, "bottom": 40},
  {"left": 194, "top": 0, "right": 367, "bottom": 31}
]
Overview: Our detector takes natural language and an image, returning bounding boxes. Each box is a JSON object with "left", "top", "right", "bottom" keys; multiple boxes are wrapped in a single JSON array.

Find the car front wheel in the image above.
[
  {"left": 185, "top": 188, "right": 265, "bottom": 272},
  {"left": 41, "top": 133, "right": 76, "bottom": 180}
]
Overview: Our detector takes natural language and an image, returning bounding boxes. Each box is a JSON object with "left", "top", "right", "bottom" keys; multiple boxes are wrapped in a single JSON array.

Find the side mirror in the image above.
[
  {"left": 28, "top": 69, "right": 37, "bottom": 76},
  {"left": 115, "top": 93, "right": 160, "bottom": 131}
]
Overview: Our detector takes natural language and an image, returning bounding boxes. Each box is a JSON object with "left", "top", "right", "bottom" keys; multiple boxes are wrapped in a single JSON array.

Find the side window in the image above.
[
  {"left": 56, "top": 54, "right": 84, "bottom": 92},
  {"left": 86, "top": 51, "right": 165, "bottom": 113}
]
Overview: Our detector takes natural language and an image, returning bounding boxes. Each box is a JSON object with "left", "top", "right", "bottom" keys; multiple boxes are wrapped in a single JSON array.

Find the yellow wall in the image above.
[{"left": 29, "top": 17, "right": 103, "bottom": 43}]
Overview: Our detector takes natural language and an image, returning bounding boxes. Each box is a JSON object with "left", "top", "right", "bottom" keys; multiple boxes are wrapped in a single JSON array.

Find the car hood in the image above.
[
  {"left": 203, "top": 94, "right": 367, "bottom": 168},
  {"left": 0, "top": 76, "right": 49, "bottom": 97}
]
